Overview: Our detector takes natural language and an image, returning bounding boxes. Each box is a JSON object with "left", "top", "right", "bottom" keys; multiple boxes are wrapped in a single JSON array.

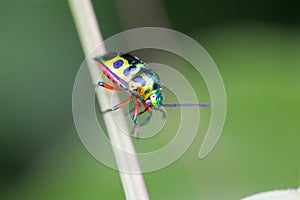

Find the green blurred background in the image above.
[{"left": 0, "top": 0, "right": 299, "bottom": 199}]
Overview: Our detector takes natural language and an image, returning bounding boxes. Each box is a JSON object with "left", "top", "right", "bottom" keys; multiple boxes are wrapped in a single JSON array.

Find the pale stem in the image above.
[{"left": 68, "top": 0, "right": 149, "bottom": 199}]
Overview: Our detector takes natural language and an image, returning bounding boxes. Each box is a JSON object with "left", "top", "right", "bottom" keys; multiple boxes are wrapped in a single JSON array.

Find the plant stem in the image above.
[{"left": 68, "top": 0, "right": 149, "bottom": 199}]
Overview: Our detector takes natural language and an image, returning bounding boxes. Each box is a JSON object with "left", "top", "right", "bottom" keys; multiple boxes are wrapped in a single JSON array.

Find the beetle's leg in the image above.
[
  {"left": 138, "top": 107, "right": 149, "bottom": 116},
  {"left": 127, "top": 97, "right": 149, "bottom": 117},
  {"left": 141, "top": 102, "right": 151, "bottom": 112},
  {"left": 101, "top": 96, "right": 132, "bottom": 114},
  {"left": 126, "top": 104, "right": 149, "bottom": 116},
  {"left": 133, "top": 110, "right": 153, "bottom": 139},
  {"left": 132, "top": 97, "right": 141, "bottom": 123},
  {"left": 153, "top": 108, "right": 166, "bottom": 119},
  {"left": 132, "top": 101, "right": 152, "bottom": 138},
  {"left": 97, "top": 81, "right": 123, "bottom": 92},
  {"left": 130, "top": 100, "right": 152, "bottom": 138}
]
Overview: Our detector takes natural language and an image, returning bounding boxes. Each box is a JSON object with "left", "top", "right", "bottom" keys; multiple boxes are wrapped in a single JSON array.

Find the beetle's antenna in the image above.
[{"left": 163, "top": 103, "right": 211, "bottom": 107}]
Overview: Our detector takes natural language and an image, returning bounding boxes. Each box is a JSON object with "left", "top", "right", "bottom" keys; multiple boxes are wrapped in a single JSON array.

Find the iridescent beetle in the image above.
[{"left": 94, "top": 52, "right": 210, "bottom": 137}]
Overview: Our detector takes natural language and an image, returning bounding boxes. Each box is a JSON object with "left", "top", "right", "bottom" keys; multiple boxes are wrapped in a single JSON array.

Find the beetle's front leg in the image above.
[
  {"left": 101, "top": 96, "right": 132, "bottom": 114},
  {"left": 97, "top": 81, "right": 123, "bottom": 91},
  {"left": 133, "top": 110, "right": 153, "bottom": 138},
  {"left": 132, "top": 97, "right": 141, "bottom": 124}
]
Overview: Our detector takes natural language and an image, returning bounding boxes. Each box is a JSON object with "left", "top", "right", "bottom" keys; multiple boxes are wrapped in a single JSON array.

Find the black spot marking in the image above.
[
  {"left": 144, "top": 89, "right": 150, "bottom": 95},
  {"left": 153, "top": 83, "right": 158, "bottom": 90},
  {"left": 146, "top": 73, "right": 152, "bottom": 78},
  {"left": 123, "top": 66, "right": 137, "bottom": 76},
  {"left": 133, "top": 76, "right": 146, "bottom": 86},
  {"left": 120, "top": 53, "right": 139, "bottom": 65},
  {"left": 113, "top": 60, "right": 123, "bottom": 69}
]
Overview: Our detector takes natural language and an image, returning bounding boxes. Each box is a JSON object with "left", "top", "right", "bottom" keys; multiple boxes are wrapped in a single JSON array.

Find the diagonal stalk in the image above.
[{"left": 68, "top": 0, "right": 149, "bottom": 199}]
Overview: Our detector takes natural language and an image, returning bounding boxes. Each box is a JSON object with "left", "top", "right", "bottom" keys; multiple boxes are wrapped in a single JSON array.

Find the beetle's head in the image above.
[{"left": 145, "top": 92, "right": 164, "bottom": 108}]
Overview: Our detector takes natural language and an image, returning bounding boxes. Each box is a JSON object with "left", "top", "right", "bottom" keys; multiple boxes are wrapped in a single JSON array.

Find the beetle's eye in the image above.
[{"left": 145, "top": 99, "right": 151, "bottom": 106}]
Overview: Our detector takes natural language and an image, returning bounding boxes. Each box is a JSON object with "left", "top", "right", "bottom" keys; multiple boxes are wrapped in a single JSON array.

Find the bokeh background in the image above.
[{"left": 1, "top": 0, "right": 299, "bottom": 199}]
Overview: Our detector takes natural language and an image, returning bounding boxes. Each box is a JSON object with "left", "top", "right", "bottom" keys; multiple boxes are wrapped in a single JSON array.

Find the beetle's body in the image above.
[
  {"left": 94, "top": 52, "right": 163, "bottom": 108},
  {"left": 94, "top": 52, "right": 210, "bottom": 137}
]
